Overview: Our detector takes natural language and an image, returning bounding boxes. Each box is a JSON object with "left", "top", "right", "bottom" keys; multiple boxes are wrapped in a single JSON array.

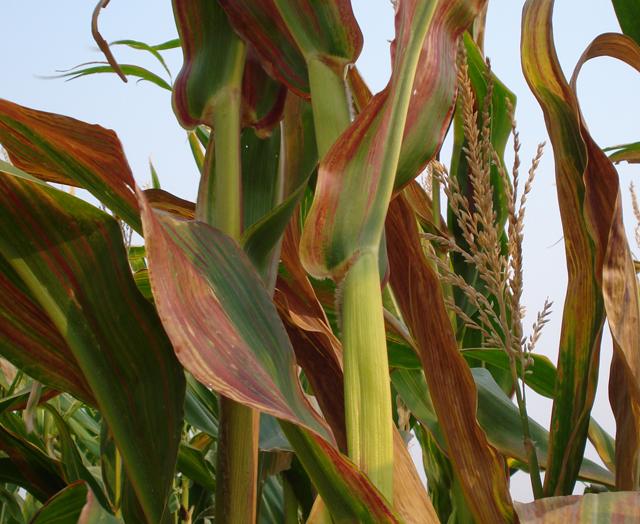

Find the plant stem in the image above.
[
  {"left": 341, "top": 251, "right": 394, "bottom": 499},
  {"left": 194, "top": 43, "right": 259, "bottom": 524},
  {"left": 114, "top": 447, "right": 122, "bottom": 516},
  {"left": 510, "top": 361, "right": 544, "bottom": 499},
  {"left": 307, "top": 56, "right": 351, "bottom": 158}
]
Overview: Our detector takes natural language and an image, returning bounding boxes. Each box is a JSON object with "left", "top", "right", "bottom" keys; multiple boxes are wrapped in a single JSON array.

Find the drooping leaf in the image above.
[
  {"left": 515, "top": 492, "right": 640, "bottom": 522},
  {"left": 241, "top": 49, "right": 287, "bottom": 136},
  {"left": 0, "top": 175, "right": 185, "bottom": 522},
  {"left": 144, "top": 188, "right": 196, "bottom": 219},
  {"left": 171, "top": 0, "right": 246, "bottom": 129},
  {"left": 572, "top": 32, "right": 640, "bottom": 168},
  {"left": 30, "top": 482, "right": 90, "bottom": 524},
  {"left": 522, "top": 0, "right": 640, "bottom": 491},
  {"left": 217, "top": 1, "right": 308, "bottom": 96},
  {"left": 300, "top": 0, "right": 486, "bottom": 281},
  {"left": 140, "top": 192, "right": 330, "bottom": 439},
  {"left": 0, "top": 99, "right": 141, "bottom": 232},
  {"left": 386, "top": 194, "right": 515, "bottom": 522},
  {"left": 140, "top": 194, "right": 403, "bottom": 521}
]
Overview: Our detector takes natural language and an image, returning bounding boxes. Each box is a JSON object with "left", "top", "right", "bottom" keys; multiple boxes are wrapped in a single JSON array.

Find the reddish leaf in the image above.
[
  {"left": 386, "top": 194, "right": 515, "bottom": 523},
  {"left": 0, "top": 256, "right": 93, "bottom": 404},
  {"left": 300, "top": 0, "right": 486, "bottom": 281},
  {"left": 139, "top": 193, "right": 408, "bottom": 521},
  {"left": 522, "top": 0, "right": 640, "bottom": 491},
  {"left": 0, "top": 99, "right": 140, "bottom": 231}
]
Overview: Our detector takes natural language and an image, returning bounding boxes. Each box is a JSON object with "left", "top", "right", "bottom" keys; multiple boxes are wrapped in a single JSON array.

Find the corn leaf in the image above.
[
  {"left": 0, "top": 99, "right": 141, "bottom": 232},
  {"left": 386, "top": 194, "right": 515, "bottom": 522},
  {"left": 140, "top": 195, "right": 330, "bottom": 439},
  {"left": 604, "top": 141, "right": 640, "bottom": 163},
  {"left": 42, "top": 405, "right": 110, "bottom": 510},
  {"left": 217, "top": 1, "right": 309, "bottom": 96},
  {"left": 243, "top": 95, "right": 317, "bottom": 277},
  {"left": 0, "top": 255, "right": 93, "bottom": 404},
  {"left": 522, "top": 0, "right": 640, "bottom": 491},
  {"left": 110, "top": 39, "right": 173, "bottom": 78},
  {"left": 300, "top": 0, "right": 486, "bottom": 281},
  {"left": 144, "top": 188, "right": 195, "bottom": 219},
  {"left": 172, "top": 0, "right": 246, "bottom": 128},
  {"left": 242, "top": 50, "right": 287, "bottom": 135},
  {"left": 56, "top": 64, "right": 172, "bottom": 92},
  {"left": 79, "top": 489, "right": 122, "bottom": 524},
  {"left": 0, "top": 423, "right": 66, "bottom": 503},
  {"left": 0, "top": 175, "right": 185, "bottom": 523},
  {"left": 612, "top": 0, "right": 640, "bottom": 45},
  {"left": 270, "top": 0, "right": 362, "bottom": 67},
  {"left": 515, "top": 492, "right": 640, "bottom": 523},
  {"left": 393, "top": 367, "right": 613, "bottom": 486},
  {"left": 139, "top": 194, "right": 402, "bottom": 522},
  {"left": 30, "top": 482, "right": 90, "bottom": 524}
]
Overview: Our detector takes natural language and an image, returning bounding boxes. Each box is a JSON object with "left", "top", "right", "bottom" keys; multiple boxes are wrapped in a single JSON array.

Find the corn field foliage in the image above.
[{"left": 1, "top": 0, "right": 639, "bottom": 522}]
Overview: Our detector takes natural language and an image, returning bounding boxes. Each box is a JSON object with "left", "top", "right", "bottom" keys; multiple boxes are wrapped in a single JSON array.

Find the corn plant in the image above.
[{"left": 1, "top": 0, "right": 640, "bottom": 522}]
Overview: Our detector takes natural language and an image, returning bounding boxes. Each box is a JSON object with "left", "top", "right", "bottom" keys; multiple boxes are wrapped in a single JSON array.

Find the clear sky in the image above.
[{"left": 2, "top": 0, "right": 639, "bottom": 502}]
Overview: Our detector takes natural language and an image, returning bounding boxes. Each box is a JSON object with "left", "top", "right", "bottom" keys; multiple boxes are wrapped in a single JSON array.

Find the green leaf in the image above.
[
  {"left": 184, "top": 375, "right": 218, "bottom": 437},
  {"left": 41, "top": 405, "right": 110, "bottom": 511},
  {"left": 604, "top": 141, "right": 640, "bottom": 163},
  {"left": 171, "top": 0, "right": 245, "bottom": 128},
  {"left": 152, "top": 38, "right": 181, "bottom": 51},
  {"left": 57, "top": 63, "right": 172, "bottom": 92},
  {"left": 176, "top": 445, "right": 216, "bottom": 492},
  {"left": 612, "top": 0, "right": 640, "bottom": 45},
  {"left": 462, "top": 349, "right": 556, "bottom": 398},
  {"left": 0, "top": 176, "right": 185, "bottom": 523},
  {"left": 30, "top": 482, "right": 89, "bottom": 524},
  {"left": 0, "top": 100, "right": 142, "bottom": 232},
  {"left": 0, "top": 424, "right": 66, "bottom": 502},
  {"left": 392, "top": 367, "right": 613, "bottom": 487},
  {"left": 110, "top": 39, "right": 173, "bottom": 78},
  {"left": 242, "top": 95, "right": 317, "bottom": 274}
]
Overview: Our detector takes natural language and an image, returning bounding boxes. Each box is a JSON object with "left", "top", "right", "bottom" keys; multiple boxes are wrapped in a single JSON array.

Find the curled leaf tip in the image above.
[{"left": 92, "top": 0, "right": 128, "bottom": 83}]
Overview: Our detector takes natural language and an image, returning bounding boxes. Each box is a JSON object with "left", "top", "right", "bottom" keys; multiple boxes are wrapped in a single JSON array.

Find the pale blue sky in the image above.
[{"left": 2, "top": 0, "right": 639, "bottom": 502}]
